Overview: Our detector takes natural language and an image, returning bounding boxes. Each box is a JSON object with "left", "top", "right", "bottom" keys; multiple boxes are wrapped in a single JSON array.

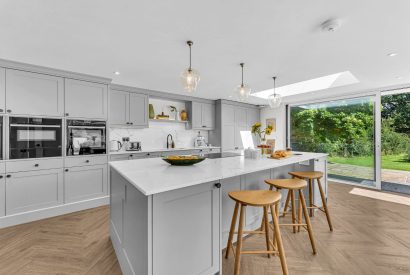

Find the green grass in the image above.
[{"left": 328, "top": 154, "right": 410, "bottom": 172}]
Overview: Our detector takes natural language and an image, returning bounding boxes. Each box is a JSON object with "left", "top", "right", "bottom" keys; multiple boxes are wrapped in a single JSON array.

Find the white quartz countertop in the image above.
[
  {"left": 109, "top": 146, "right": 221, "bottom": 155},
  {"left": 109, "top": 152, "right": 327, "bottom": 196}
]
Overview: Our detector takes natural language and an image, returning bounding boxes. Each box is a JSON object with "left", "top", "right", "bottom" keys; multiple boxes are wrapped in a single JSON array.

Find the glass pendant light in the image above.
[
  {"left": 268, "top": 76, "right": 282, "bottom": 108},
  {"left": 180, "top": 41, "right": 200, "bottom": 92},
  {"left": 234, "top": 63, "right": 251, "bottom": 101}
]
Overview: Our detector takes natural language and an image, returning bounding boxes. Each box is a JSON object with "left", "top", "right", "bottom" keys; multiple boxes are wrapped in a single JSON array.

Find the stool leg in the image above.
[
  {"left": 263, "top": 206, "right": 271, "bottom": 258},
  {"left": 234, "top": 204, "right": 246, "bottom": 275},
  {"left": 225, "top": 202, "right": 239, "bottom": 259},
  {"left": 299, "top": 190, "right": 317, "bottom": 254},
  {"left": 270, "top": 204, "right": 289, "bottom": 275},
  {"left": 298, "top": 194, "right": 302, "bottom": 233},
  {"left": 308, "top": 179, "right": 314, "bottom": 217},
  {"left": 317, "top": 178, "right": 333, "bottom": 231},
  {"left": 290, "top": 190, "right": 297, "bottom": 233},
  {"left": 282, "top": 190, "right": 291, "bottom": 217}
]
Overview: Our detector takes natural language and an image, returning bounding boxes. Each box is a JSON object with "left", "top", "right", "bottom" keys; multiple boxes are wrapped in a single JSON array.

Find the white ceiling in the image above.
[{"left": 1, "top": 0, "right": 409, "bottom": 105}]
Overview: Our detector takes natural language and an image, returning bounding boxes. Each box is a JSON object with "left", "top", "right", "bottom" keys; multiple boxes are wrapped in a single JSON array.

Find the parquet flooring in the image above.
[{"left": 0, "top": 182, "right": 409, "bottom": 274}]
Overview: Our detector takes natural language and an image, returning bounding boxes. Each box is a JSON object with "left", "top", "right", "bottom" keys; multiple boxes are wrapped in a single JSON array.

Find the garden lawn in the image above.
[{"left": 328, "top": 154, "right": 410, "bottom": 172}]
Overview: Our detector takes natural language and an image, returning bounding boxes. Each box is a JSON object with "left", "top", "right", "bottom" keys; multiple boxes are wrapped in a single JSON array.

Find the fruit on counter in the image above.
[
  {"left": 166, "top": 155, "right": 199, "bottom": 160},
  {"left": 271, "top": 150, "right": 292, "bottom": 159}
]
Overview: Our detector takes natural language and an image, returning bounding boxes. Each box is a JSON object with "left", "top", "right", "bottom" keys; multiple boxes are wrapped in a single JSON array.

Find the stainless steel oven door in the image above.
[{"left": 66, "top": 120, "right": 106, "bottom": 156}]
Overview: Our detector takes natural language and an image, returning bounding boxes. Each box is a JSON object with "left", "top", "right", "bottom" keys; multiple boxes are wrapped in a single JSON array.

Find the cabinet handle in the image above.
[
  {"left": 65, "top": 113, "right": 69, "bottom": 116},
  {"left": 130, "top": 122, "right": 133, "bottom": 125},
  {"left": 214, "top": 183, "right": 221, "bottom": 189},
  {"left": 0, "top": 109, "right": 3, "bottom": 112},
  {"left": 147, "top": 153, "right": 150, "bottom": 156},
  {"left": 6, "top": 175, "right": 11, "bottom": 178},
  {"left": 85, "top": 160, "right": 90, "bottom": 163},
  {"left": 65, "top": 169, "right": 69, "bottom": 172},
  {"left": 129, "top": 154, "right": 133, "bottom": 157},
  {"left": 235, "top": 147, "right": 239, "bottom": 150},
  {"left": 34, "top": 164, "right": 39, "bottom": 167},
  {"left": 126, "top": 122, "right": 130, "bottom": 125},
  {"left": 0, "top": 175, "right": 3, "bottom": 179},
  {"left": 315, "top": 159, "right": 319, "bottom": 162},
  {"left": 202, "top": 125, "right": 207, "bottom": 128},
  {"left": 6, "top": 109, "right": 11, "bottom": 113}
]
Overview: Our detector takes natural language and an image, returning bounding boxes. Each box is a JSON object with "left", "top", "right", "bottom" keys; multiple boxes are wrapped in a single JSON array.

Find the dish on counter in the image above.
[
  {"left": 162, "top": 155, "right": 206, "bottom": 166},
  {"left": 270, "top": 150, "right": 293, "bottom": 159}
]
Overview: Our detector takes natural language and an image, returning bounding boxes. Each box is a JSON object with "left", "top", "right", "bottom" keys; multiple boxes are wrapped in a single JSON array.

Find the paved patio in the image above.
[{"left": 328, "top": 162, "right": 410, "bottom": 186}]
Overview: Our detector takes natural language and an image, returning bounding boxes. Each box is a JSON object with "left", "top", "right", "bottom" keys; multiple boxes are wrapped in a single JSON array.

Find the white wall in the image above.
[
  {"left": 110, "top": 123, "right": 208, "bottom": 150},
  {"left": 260, "top": 105, "right": 287, "bottom": 150}
]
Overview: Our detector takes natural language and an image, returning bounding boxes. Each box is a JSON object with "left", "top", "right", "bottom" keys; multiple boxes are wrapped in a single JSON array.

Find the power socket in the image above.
[{"left": 122, "top": 137, "right": 130, "bottom": 142}]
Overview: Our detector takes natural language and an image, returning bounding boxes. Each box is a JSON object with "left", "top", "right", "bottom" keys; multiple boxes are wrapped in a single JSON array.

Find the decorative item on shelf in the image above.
[
  {"left": 149, "top": 104, "right": 155, "bottom": 119},
  {"left": 234, "top": 63, "right": 251, "bottom": 101},
  {"left": 251, "top": 122, "right": 273, "bottom": 155},
  {"left": 181, "top": 40, "right": 200, "bottom": 92},
  {"left": 169, "top": 106, "right": 178, "bottom": 120},
  {"left": 268, "top": 76, "right": 282, "bottom": 108},
  {"left": 180, "top": 110, "right": 188, "bottom": 121},
  {"left": 156, "top": 112, "right": 169, "bottom": 120}
]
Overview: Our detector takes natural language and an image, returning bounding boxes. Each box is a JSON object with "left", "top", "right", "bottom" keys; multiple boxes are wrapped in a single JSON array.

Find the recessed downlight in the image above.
[
  {"left": 387, "top": 53, "right": 398, "bottom": 57},
  {"left": 114, "top": 71, "right": 120, "bottom": 75}
]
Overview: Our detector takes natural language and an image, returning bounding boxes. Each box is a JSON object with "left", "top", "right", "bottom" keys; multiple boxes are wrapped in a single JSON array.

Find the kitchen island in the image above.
[{"left": 109, "top": 152, "right": 328, "bottom": 275}]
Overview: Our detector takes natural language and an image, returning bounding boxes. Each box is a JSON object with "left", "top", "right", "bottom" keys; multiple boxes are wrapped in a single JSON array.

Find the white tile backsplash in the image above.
[{"left": 110, "top": 122, "right": 208, "bottom": 150}]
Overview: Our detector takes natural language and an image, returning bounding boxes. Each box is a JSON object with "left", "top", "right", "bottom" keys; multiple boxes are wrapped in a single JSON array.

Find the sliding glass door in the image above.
[
  {"left": 289, "top": 96, "right": 377, "bottom": 187},
  {"left": 381, "top": 89, "right": 410, "bottom": 193}
]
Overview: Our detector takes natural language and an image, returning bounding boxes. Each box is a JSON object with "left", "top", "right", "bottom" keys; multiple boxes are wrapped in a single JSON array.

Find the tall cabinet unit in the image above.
[
  {"left": 210, "top": 100, "right": 260, "bottom": 151},
  {"left": 0, "top": 68, "right": 5, "bottom": 113},
  {"left": 187, "top": 101, "right": 215, "bottom": 130},
  {"left": 110, "top": 88, "right": 148, "bottom": 128}
]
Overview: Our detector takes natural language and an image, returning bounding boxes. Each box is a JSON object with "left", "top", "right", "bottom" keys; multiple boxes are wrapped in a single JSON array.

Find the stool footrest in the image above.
[{"left": 241, "top": 250, "right": 279, "bottom": 255}]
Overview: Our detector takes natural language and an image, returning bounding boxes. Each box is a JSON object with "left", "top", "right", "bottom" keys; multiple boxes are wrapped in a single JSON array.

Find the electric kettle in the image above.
[{"left": 110, "top": 140, "right": 122, "bottom": 151}]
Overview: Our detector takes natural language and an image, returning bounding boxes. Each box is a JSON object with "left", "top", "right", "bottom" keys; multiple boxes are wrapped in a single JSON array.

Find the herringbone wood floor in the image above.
[{"left": 1, "top": 182, "right": 410, "bottom": 275}]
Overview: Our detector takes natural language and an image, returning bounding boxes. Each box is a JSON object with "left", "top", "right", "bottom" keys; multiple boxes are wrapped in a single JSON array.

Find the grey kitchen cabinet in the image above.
[
  {"left": 222, "top": 124, "right": 235, "bottom": 151},
  {"left": 110, "top": 89, "right": 148, "bottom": 128},
  {"left": 0, "top": 175, "right": 4, "bottom": 217},
  {"left": 221, "top": 103, "right": 235, "bottom": 125},
  {"left": 234, "top": 125, "right": 248, "bottom": 150},
  {"left": 0, "top": 68, "right": 5, "bottom": 113},
  {"left": 235, "top": 106, "right": 247, "bottom": 126},
  {"left": 65, "top": 79, "right": 108, "bottom": 120},
  {"left": 5, "top": 69, "right": 64, "bottom": 116},
  {"left": 64, "top": 164, "right": 107, "bottom": 203},
  {"left": 152, "top": 181, "right": 220, "bottom": 275},
  {"left": 189, "top": 101, "right": 215, "bottom": 130},
  {"left": 5, "top": 169, "right": 64, "bottom": 215},
  {"left": 220, "top": 176, "right": 241, "bottom": 247}
]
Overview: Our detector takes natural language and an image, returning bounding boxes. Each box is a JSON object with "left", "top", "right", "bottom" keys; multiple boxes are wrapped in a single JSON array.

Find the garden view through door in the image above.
[{"left": 289, "top": 96, "right": 376, "bottom": 187}]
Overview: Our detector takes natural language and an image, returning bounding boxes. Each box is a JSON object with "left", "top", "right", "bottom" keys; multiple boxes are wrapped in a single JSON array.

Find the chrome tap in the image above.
[{"left": 167, "top": 134, "right": 175, "bottom": 149}]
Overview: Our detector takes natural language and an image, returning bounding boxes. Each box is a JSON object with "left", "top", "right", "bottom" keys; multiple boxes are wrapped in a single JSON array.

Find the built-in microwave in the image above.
[
  {"left": 66, "top": 120, "right": 106, "bottom": 156},
  {"left": 9, "top": 117, "right": 63, "bottom": 159}
]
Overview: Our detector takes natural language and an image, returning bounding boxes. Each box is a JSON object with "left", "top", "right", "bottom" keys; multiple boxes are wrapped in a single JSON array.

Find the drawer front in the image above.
[
  {"left": 6, "top": 169, "right": 63, "bottom": 215},
  {"left": 6, "top": 158, "right": 63, "bottom": 173},
  {"left": 65, "top": 155, "right": 107, "bottom": 167},
  {"left": 110, "top": 154, "right": 132, "bottom": 162},
  {"left": 0, "top": 162, "right": 5, "bottom": 174}
]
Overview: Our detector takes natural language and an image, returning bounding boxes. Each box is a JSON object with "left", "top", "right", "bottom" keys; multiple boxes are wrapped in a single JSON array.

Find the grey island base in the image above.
[{"left": 109, "top": 152, "right": 328, "bottom": 275}]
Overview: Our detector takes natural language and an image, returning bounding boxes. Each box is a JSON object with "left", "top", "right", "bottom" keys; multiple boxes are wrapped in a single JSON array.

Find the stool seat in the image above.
[
  {"left": 289, "top": 171, "right": 323, "bottom": 179},
  {"left": 265, "top": 178, "right": 307, "bottom": 190},
  {"left": 228, "top": 190, "right": 281, "bottom": 207}
]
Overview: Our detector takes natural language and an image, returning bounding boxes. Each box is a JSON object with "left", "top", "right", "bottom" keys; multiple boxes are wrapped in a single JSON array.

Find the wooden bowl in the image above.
[{"left": 162, "top": 156, "right": 206, "bottom": 166}]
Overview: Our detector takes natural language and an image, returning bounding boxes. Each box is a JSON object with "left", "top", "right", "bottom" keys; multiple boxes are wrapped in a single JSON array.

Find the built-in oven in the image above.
[
  {"left": 9, "top": 117, "right": 62, "bottom": 159},
  {"left": 66, "top": 120, "right": 106, "bottom": 156}
]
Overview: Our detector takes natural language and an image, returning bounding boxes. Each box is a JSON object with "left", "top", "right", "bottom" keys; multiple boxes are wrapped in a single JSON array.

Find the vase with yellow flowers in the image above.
[{"left": 251, "top": 122, "right": 273, "bottom": 154}]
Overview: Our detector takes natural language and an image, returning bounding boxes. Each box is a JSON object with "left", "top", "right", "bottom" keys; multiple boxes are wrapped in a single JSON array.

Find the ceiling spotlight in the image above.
[
  {"left": 114, "top": 71, "right": 120, "bottom": 75},
  {"left": 387, "top": 53, "right": 398, "bottom": 57},
  {"left": 321, "top": 19, "right": 341, "bottom": 32}
]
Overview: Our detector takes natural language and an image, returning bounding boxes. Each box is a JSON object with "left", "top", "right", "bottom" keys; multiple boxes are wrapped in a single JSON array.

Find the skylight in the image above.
[{"left": 251, "top": 71, "right": 359, "bottom": 99}]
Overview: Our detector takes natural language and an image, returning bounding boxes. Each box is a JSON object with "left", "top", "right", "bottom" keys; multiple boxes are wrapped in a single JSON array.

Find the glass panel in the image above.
[
  {"left": 381, "top": 89, "right": 410, "bottom": 193},
  {"left": 290, "top": 96, "right": 376, "bottom": 187}
]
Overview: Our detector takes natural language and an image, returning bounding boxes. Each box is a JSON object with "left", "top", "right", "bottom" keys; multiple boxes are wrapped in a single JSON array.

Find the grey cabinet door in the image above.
[
  {"left": 0, "top": 175, "right": 5, "bottom": 217},
  {"left": 202, "top": 103, "right": 215, "bottom": 129},
  {"left": 110, "top": 89, "right": 129, "bottom": 125},
  {"left": 5, "top": 69, "right": 64, "bottom": 116},
  {"left": 191, "top": 101, "right": 203, "bottom": 128},
  {"left": 64, "top": 164, "right": 107, "bottom": 203},
  {"left": 110, "top": 169, "right": 126, "bottom": 244},
  {"left": 234, "top": 125, "right": 248, "bottom": 150},
  {"left": 152, "top": 181, "right": 220, "bottom": 275},
  {"left": 5, "top": 169, "right": 63, "bottom": 215},
  {"left": 129, "top": 93, "right": 148, "bottom": 127},
  {"left": 220, "top": 176, "right": 241, "bottom": 247},
  {"left": 0, "top": 68, "right": 5, "bottom": 113},
  {"left": 65, "top": 79, "right": 108, "bottom": 120},
  {"left": 235, "top": 106, "right": 247, "bottom": 126},
  {"left": 222, "top": 124, "right": 235, "bottom": 151},
  {"left": 222, "top": 104, "right": 235, "bottom": 125}
]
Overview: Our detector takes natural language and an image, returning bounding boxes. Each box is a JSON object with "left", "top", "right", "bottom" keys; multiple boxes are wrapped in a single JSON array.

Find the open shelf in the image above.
[{"left": 149, "top": 119, "right": 189, "bottom": 124}]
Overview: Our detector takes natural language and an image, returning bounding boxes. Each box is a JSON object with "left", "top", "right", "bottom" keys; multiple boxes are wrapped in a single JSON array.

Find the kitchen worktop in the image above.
[
  {"left": 109, "top": 151, "right": 327, "bottom": 196},
  {"left": 109, "top": 146, "right": 221, "bottom": 155}
]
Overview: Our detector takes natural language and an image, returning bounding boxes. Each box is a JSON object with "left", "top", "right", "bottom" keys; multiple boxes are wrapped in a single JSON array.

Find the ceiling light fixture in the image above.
[
  {"left": 387, "top": 53, "right": 398, "bottom": 57},
  {"left": 267, "top": 76, "right": 282, "bottom": 108},
  {"left": 114, "top": 71, "right": 120, "bottom": 75},
  {"left": 234, "top": 63, "right": 251, "bottom": 101},
  {"left": 180, "top": 40, "right": 200, "bottom": 92}
]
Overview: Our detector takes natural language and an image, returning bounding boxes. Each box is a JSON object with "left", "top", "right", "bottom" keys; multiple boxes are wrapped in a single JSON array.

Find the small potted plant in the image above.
[
  {"left": 251, "top": 122, "right": 273, "bottom": 154},
  {"left": 169, "top": 106, "right": 178, "bottom": 120}
]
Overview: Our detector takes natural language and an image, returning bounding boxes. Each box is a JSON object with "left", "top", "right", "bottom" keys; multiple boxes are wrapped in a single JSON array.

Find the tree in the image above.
[{"left": 382, "top": 93, "right": 410, "bottom": 134}]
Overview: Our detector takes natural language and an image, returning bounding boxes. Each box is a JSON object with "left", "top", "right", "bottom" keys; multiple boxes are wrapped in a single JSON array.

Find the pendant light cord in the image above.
[
  {"left": 187, "top": 41, "right": 193, "bottom": 71},
  {"left": 240, "top": 63, "right": 244, "bottom": 86},
  {"left": 273, "top": 76, "right": 277, "bottom": 96}
]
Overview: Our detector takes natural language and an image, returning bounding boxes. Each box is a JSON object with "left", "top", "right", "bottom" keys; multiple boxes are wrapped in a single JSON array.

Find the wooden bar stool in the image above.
[
  {"left": 288, "top": 171, "right": 333, "bottom": 231},
  {"left": 263, "top": 178, "right": 317, "bottom": 254},
  {"left": 225, "top": 190, "right": 288, "bottom": 275}
]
